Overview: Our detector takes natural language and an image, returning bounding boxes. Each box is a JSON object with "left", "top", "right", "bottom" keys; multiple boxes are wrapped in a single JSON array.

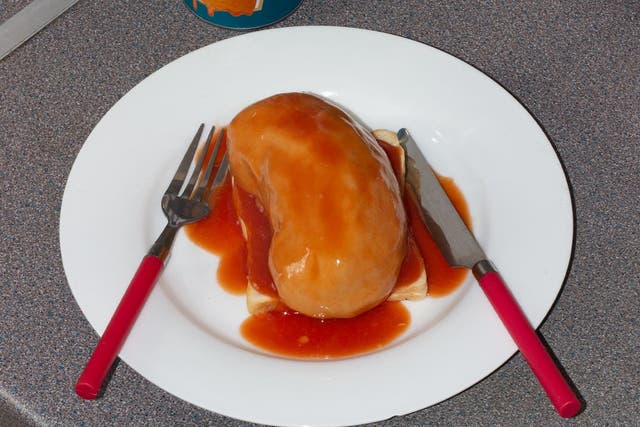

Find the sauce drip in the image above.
[
  {"left": 240, "top": 301, "right": 410, "bottom": 359},
  {"left": 376, "top": 139, "right": 405, "bottom": 189},
  {"left": 185, "top": 131, "right": 247, "bottom": 295},
  {"left": 186, "top": 175, "right": 247, "bottom": 294},
  {"left": 186, "top": 128, "right": 472, "bottom": 358},
  {"left": 232, "top": 184, "right": 278, "bottom": 297},
  {"left": 396, "top": 237, "right": 423, "bottom": 288}
]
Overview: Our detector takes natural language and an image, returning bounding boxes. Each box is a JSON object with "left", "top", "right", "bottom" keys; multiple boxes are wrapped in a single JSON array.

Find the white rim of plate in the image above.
[{"left": 60, "top": 26, "right": 574, "bottom": 426}]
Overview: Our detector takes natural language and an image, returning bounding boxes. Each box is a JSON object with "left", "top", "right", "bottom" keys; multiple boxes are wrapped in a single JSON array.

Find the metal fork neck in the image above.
[{"left": 148, "top": 225, "right": 179, "bottom": 261}]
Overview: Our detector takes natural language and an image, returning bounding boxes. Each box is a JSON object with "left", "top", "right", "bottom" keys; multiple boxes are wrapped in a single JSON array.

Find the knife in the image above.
[
  {"left": 397, "top": 128, "right": 581, "bottom": 418},
  {"left": 0, "top": 0, "right": 81, "bottom": 61}
]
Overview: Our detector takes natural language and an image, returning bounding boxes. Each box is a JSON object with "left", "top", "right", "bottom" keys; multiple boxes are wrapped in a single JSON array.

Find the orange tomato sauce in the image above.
[
  {"left": 241, "top": 301, "right": 410, "bottom": 359},
  {"left": 186, "top": 128, "right": 471, "bottom": 358}
]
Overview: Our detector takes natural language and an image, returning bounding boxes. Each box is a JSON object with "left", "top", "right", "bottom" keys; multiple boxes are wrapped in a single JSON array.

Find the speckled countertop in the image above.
[{"left": 1, "top": 1, "right": 638, "bottom": 426}]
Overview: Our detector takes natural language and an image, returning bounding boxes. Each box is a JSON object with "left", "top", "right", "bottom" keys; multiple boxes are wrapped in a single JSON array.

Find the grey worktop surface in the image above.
[{"left": 1, "top": 1, "right": 638, "bottom": 426}]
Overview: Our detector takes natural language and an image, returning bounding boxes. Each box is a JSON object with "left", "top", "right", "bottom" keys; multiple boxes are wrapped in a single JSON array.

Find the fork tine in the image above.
[
  {"left": 165, "top": 124, "right": 204, "bottom": 196},
  {"left": 203, "top": 152, "right": 228, "bottom": 201},
  {"left": 193, "top": 129, "right": 224, "bottom": 201},
  {"left": 212, "top": 153, "right": 228, "bottom": 187},
  {"left": 181, "top": 126, "right": 215, "bottom": 198}
]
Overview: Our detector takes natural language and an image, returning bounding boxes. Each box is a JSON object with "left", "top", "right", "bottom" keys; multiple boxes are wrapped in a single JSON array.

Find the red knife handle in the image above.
[
  {"left": 476, "top": 269, "right": 581, "bottom": 418},
  {"left": 75, "top": 255, "right": 164, "bottom": 400}
]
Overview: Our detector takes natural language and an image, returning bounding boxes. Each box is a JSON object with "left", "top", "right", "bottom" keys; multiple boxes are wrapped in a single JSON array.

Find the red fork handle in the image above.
[
  {"left": 75, "top": 255, "right": 164, "bottom": 400},
  {"left": 477, "top": 270, "right": 581, "bottom": 417}
]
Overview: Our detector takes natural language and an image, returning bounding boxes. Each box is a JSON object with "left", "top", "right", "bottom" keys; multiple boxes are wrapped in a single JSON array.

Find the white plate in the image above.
[{"left": 60, "top": 27, "right": 574, "bottom": 426}]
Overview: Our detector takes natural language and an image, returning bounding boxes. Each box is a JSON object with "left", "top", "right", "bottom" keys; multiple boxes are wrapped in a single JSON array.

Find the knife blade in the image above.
[
  {"left": 399, "top": 128, "right": 485, "bottom": 269},
  {"left": 0, "top": 0, "right": 81, "bottom": 61},
  {"left": 397, "top": 128, "right": 581, "bottom": 418}
]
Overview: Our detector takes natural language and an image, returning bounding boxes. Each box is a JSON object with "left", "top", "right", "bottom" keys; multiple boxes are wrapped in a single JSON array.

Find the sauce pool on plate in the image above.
[{"left": 241, "top": 301, "right": 410, "bottom": 359}]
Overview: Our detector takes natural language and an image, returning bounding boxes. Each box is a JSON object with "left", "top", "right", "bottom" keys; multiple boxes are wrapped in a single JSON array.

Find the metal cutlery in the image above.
[
  {"left": 398, "top": 128, "right": 581, "bottom": 418},
  {"left": 75, "top": 125, "right": 228, "bottom": 399},
  {"left": 0, "top": 0, "right": 81, "bottom": 61}
]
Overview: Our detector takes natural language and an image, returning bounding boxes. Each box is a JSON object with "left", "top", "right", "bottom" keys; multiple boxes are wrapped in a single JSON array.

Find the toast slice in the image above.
[{"left": 372, "top": 129, "right": 428, "bottom": 302}]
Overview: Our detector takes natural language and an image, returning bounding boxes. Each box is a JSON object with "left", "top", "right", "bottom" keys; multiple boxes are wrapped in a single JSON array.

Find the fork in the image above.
[{"left": 75, "top": 124, "right": 229, "bottom": 400}]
